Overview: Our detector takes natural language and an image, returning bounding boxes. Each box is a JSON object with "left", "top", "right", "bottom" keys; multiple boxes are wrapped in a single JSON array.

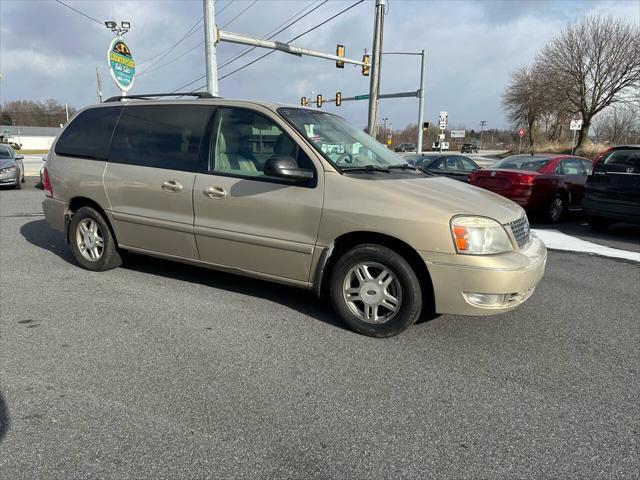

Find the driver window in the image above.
[
  {"left": 212, "top": 108, "right": 312, "bottom": 179},
  {"left": 444, "top": 157, "right": 459, "bottom": 170}
]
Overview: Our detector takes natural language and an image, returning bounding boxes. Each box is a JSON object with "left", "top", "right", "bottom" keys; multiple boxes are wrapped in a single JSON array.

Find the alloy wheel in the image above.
[{"left": 75, "top": 218, "right": 105, "bottom": 261}]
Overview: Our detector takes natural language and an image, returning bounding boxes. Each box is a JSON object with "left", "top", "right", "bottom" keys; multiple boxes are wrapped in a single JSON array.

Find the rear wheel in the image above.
[
  {"left": 546, "top": 194, "right": 566, "bottom": 223},
  {"left": 329, "top": 244, "right": 422, "bottom": 337},
  {"left": 69, "top": 206, "right": 122, "bottom": 271}
]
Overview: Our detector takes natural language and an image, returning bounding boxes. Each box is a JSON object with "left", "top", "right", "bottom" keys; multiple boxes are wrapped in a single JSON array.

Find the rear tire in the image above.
[
  {"left": 546, "top": 194, "right": 566, "bottom": 223},
  {"left": 69, "top": 206, "right": 122, "bottom": 271},
  {"left": 329, "top": 244, "right": 422, "bottom": 338}
]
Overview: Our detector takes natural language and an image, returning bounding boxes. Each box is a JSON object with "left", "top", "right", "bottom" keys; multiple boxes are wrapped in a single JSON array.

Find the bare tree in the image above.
[
  {"left": 535, "top": 15, "right": 640, "bottom": 150},
  {"left": 502, "top": 66, "right": 546, "bottom": 148},
  {"left": 593, "top": 104, "right": 640, "bottom": 145}
]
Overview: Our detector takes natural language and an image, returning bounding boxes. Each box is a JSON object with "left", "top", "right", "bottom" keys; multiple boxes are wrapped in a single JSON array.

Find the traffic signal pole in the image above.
[
  {"left": 203, "top": 0, "right": 219, "bottom": 96},
  {"left": 417, "top": 49, "right": 426, "bottom": 153},
  {"left": 367, "top": 0, "right": 386, "bottom": 137}
]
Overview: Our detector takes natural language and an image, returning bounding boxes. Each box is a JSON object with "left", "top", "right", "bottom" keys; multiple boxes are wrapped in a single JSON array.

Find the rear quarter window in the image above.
[
  {"left": 54, "top": 107, "right": 122, "bottom": 160},
  {"left": 109, "top": 105, "right": 211, "bottom": 172}
]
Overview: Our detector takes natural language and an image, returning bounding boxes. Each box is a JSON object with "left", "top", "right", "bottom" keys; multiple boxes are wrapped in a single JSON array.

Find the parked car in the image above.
[
  {"left": 405, "top": 154, "right": 480, "bottom": 182},
  {"left": 394, "top": 143, "right": 416, "bottom": 153},
  {"left": 460, "top": 143, "right": 478, "bottom": 154},
  {"left": 0, "top": 144, "right": 25, "bottom": 189},
  {"left": 582, "top": 145, "right": 640, "bottom": 230},
  {"left": 42, "top": 94, "right": 546, "bottom": 337},
  {"left": 469, "top": 153, "right": 593, "bottom": 222},
  {"left": 35, "top": 156, "right": 47, "bottom": 190}
]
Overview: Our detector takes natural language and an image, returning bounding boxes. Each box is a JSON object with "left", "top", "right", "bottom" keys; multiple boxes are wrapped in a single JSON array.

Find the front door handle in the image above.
[
  {"left": 204, "top": 186, "right": 227, "bottom": 199},
  {"left": 162, "top": 180, "right": 183, "bottom": 193}
]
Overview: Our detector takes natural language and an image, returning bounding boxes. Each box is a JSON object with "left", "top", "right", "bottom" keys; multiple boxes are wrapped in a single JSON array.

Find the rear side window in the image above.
[
  {"left": 561, "top": 158, "right": 585, "bottom": 175},
  {"left": 110, "top": 105, "right": 212, "bottom": 172},
  {"left": 55, "top": 107, "right": 122, "bottom": 160},
  {"left": 603, "top": 149, "right": 640, "bottom": 168}
]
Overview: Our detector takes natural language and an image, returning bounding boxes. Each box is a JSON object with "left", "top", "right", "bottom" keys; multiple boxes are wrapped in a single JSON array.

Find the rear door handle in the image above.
[
  {"left": 204, "top": 186, "right": 227, "bottom": 199},
  {"left": 162, "top": 180, "right": 183, "bottom": 193}
]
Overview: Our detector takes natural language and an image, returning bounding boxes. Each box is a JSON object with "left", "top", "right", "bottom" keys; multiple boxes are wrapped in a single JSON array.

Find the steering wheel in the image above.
[{"left": 335, "top": 152, "right": 353, "bottom": 164}]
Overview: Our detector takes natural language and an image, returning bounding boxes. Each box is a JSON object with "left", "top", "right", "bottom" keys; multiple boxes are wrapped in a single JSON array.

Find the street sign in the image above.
[
  {"left": 517, "top": 128, "right": 525, "bottom": 138},
  {"left": 108, "top": 37, "right": 135, "bottom": 92},
  {"left": 570, "top": 119, "right": 583, "bottom": 131},
  {"left": 450, "top": 130, "right": 465, "bottom": 139},
  {"left": 439, "top": 121, "right": 447, "bottom": 129},
  {"left": 439, "top": 111, "right": 448, "bottom": 119},
  {"left": 354, "top": 94, "right": 370, "bottom": 100},
  {"left": 438, "top": 133, "right": 445, "bottom": 140}
]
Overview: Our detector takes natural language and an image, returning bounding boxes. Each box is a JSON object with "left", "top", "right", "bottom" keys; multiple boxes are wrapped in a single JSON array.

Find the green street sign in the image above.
[
  {"left": 108, "top": 37, "right": 135, "bottom": 92},
  {"left": 354, "top": 94, "right": 369, "bottom": 100}
]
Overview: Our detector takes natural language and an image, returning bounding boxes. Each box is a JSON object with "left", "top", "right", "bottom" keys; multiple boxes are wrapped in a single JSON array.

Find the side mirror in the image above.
[
  {"left": 264, "top": 156, "right": 313, "bottom": 182},
  {"left": 15, "top": 155, "right": 24, "bottom": 160},
  {"left": 42, "top": 156, "right": 47, "bottom": 162}
]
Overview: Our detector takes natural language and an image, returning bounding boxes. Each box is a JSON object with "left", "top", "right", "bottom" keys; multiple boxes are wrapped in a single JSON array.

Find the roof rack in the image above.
[{"left": 104, "top": 92, "right": 216, "bottom": 103}]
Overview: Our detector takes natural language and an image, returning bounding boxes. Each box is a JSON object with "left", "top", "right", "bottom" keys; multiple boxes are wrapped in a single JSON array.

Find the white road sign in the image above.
[
  {"left": 570, "top": 119, "right": 583, "bottom": 131},
  {"left": 450, "top": 130, "right": 465, "bottom": 138}
]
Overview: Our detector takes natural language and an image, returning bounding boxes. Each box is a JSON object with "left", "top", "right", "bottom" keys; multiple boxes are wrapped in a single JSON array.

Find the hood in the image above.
[
  {"left": 0, "top": 158, "right": 16, "bottom": 169},
  {"left": 376, "top": 175, "right": 525, "bottom": 224}
]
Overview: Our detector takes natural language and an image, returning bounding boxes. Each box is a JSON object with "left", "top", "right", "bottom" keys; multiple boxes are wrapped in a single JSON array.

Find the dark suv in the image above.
[
  {"left": 582, "top": 145, "right": 640, "bottom": 230},
  {"left": 460, "top": 143, "right": 478, "bottom": 153}
]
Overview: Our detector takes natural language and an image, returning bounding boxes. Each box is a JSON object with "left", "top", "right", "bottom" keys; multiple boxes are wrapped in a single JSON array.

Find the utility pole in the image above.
[
  {"left": 203, "top": 0, "right": 219, "bottom": 96},
  {"left": 96, "top": 68, "right": 103, "bottom": 103},
  {"left": 416, "top": 49, "right": 426, "bottom": 153},
  {"left": 381, "top": 117, "right": 388, "bottom": 143},
  {"left": 367, "top": 0, "right": 386, "bottom": 137},
  {"left": 479, "top": 120, "right": 487, "bottom": 150},
  {"left": 65, "top": 104, "right": 69, "bottom": 123}
]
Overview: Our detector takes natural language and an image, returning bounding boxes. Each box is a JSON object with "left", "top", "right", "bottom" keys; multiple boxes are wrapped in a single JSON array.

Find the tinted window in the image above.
[
  {"left": 0, "top": 146, "right": 13, "bottom": 159},
  {"left": 581, "top": 160, "right": 593, "bottom": 175},
  {"left": 444, "top": 156, "right": 459, "bottom": 170},
  {"left": 110, "top": 105, "right": 211, "bottom": 172},
  {"left": 562, "top": 158, "right": 584, "bottom": 175},
  {"left": 212, "top": 107, "right": 314, "bottom": 182},
  {"left": 55, "top": 106, "right": 122, "bottom": 160},
  {"left": 603, "top": 149, "right": 640, "bottom": 168}
]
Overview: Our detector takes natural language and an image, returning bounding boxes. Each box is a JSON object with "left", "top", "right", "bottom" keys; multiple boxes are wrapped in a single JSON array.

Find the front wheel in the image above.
[
  {"left": 69, "top": 206, "right": 122, "bottom": 271},
  {"left": 329, "top": 244, "right": 422, "bottom": 337}
]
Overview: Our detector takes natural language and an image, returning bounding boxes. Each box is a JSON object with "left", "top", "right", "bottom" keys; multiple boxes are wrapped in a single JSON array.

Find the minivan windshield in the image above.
[{"left": 278, "top": 108, "right": 406, "bottom": 170}]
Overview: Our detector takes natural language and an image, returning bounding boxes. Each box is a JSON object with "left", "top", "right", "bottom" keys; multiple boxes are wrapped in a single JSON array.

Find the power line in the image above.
[
  {"left": 170, "top": 0, "right": 325, "bottom": 93},
  {"left": 218, "top": 0, "right": 326, "bottom": 70},
  {"left": 138, "top": 17, "right": 203, "bottom": 71},
  {"left": 54, "top": 0, "right": 103, "bottom": 26},
  {"left": 139, "top": 39, "right": 204, "bottom": 77},
  {"left": 218, "top": 0, "right": 365, "bottom": 82},
  {"left": 220, "top": 0, "right": 259, "bottom": 29}
]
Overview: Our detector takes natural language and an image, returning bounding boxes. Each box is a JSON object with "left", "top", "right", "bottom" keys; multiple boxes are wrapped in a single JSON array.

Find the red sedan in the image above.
[{"left": 469, "top": 154, "right": 593, "bottom": 222}]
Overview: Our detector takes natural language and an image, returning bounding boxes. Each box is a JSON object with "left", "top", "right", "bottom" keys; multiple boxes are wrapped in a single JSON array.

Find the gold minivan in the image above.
[{"left": 42, "top": 95, "right": 546, "bottom": 337}]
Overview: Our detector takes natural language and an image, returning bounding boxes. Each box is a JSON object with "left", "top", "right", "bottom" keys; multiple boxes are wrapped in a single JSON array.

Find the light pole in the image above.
[
  {"left": 203, "top": 0, "right": 219, "bottom": 96},
  {"left": 479, "top": 120, "right": 487, "bottom": 150},
  {"left": 104, "top": 20, "right": 130, "bottom": 37},
  {"left": 381, "top": 117, "right": 388, "bottom": 144}
]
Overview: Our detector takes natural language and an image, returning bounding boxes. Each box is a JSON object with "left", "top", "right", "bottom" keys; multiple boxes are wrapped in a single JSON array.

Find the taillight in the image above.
[
  {"left": 518, "top": 174, "right": 535, "bottom": 186},
  {"left": 42, "top": 167, "right": 53, "bottom": 198}
]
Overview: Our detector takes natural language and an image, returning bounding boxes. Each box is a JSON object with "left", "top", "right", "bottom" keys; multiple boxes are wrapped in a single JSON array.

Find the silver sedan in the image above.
[{"left": 0, "top": 144, "right": 25, "bottom": 189}]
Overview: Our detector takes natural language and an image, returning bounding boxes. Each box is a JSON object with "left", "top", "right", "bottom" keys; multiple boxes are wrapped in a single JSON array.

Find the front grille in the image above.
[{"left": 507, "top": 216, "right": 530, "bottom": 248}]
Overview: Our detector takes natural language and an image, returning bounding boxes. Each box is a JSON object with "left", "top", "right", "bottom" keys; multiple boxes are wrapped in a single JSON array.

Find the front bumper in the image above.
[
  {"left": 0, "top": 171, "right": 18, "bottom": 185},
  {"left": 420, "top": 233, "right": 547, "bottom": 316}
]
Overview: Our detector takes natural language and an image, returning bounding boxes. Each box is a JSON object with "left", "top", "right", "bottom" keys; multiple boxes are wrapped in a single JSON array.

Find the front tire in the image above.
[
  {"left": 69, "top": 206, "right": 122, "bottom": 271},
  {"left": 329, "top": 244, "right": 422, "bottom": 337}
]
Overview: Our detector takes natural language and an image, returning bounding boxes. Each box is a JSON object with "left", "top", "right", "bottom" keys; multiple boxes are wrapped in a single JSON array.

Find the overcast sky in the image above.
[{"left": 1, "top": 0, "right": 638, "bottom": 130}]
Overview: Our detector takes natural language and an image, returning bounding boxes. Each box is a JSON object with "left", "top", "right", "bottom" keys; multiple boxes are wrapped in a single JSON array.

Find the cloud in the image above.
[{"left": 1, "top": 0, "right": 638, "bottom": 129}]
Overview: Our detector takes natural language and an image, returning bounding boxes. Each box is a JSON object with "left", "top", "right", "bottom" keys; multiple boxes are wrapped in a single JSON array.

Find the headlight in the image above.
[
  {"left": 1, "top": 166, "right": 16, "bottom": 173},
  {"left": 450, "top": 216, "right": 514, "bottom": 255}
]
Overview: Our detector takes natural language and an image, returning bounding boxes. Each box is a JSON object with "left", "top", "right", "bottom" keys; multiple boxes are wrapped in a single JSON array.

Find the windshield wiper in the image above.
[
  {"left": 417, "top": 166, "right": 437, "bottom": 176},
  {"left": 341, "top": 164, "right": 390, "bottom": 173},
  {"left": 388, "top": 163, "right": 418, "bottom": 171}
]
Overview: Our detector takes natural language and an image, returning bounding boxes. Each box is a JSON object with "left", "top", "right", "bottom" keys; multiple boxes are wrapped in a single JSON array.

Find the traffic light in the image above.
[
  {"left": 335, "top": 92, "right": 342, "bottom": 106},
  {"left": 336, "top": 44, "right": 345, "bottom": 69},
  {"left": 362, "top": 54, "right": 370, "bottom": 76},
  {"left": 317, "top": 94, "right": 323, "bottom": 108},
  {"left": 423, "top": 122, "right": 429, "bottom": 129},
  {"left": 300, "top": 96, "right": 308, "bottom": 107}
]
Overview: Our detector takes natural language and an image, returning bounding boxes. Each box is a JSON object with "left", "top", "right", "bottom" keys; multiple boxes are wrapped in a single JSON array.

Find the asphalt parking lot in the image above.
[{"left": 1, "top": 180, "right": 639, "bottom": 479}]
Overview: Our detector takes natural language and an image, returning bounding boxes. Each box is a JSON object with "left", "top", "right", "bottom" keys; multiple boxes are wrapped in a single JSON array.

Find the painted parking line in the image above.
[{"left": 533, "top": 229, "right": 640, "bottom": 263}]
